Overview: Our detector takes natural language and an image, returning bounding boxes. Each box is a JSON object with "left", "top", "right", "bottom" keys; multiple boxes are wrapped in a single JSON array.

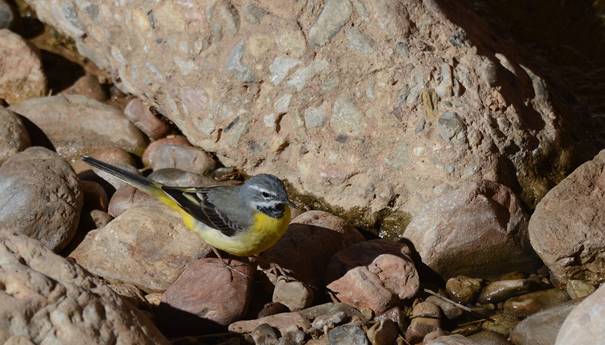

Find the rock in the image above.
[
  {"left": 425, "top": 335, "right": 477, "bottom": 345},
  {"left": 107, "top": 185, "right": 159, "bottom": 217},
  {"left": 468, "top": 331, "right": 512, "bottom": 345},
  {"left": 62, "top": 74, "right": 107, "bottom": 101},
  {"left": 26, "top": 0, "right": 576, "bottom": 235},
  {"left": 529, "top": 149, "right": 605, "bottom": 285},
  {"left": 0, "top": 147, "right": 82, "bottom": 251},
  {"left": 510, "top": 300, "right": 581, "bottom": 345},
  {"left": 80, "top": 180, "right": 109, "bottom": 211},
  {"left": 124, "top": 98, "right": 170, "bottom": 140},
  {"left": 90, "top": 209, "right": 112, "bottom": 228},
  {"left": 252, "top": 324, "right": 280, "bottom": 345},
  {"left": 228, "top": 312, "right": 311, "bottom": 334},
  {"left": 0, "top": 0, "right": 14, "bottom": 29},
  {"left": 478, "top": 279, "right": 542, "bottom": 304},
  {"left": 0, "top": 234, "right": 169, "bottom": 345},
  {"left": 108, "top": 282, "right": 147, "bottom": 307},
  {"left": 446, "top": 276, "right": 483, "bottom": 305},
  {"left": 149, "top": 168, "right": 223, "bottom": 187},
  {"left": 482, "top": 313, "right": 519, "bottom": 336},
  {"left": 0, "top": 29, "right": 46, "bottom": 104},
  {"left": 259, "top": 302, "right": 290, "bottom": 318},
  {"left": 73, "top": 146, "right": 136, "bottom": 175},
  {"left": 328, "top": 324, "right": 369, "bottom": 345},
  {"left": 426, "top": 296, "right": 463, "bottom": 320},
  {"left": 327, "top": 266, "right": 395, "bottom": 314},
  {"left": 0, "top": 108, "right": 30, "bottom": 165},
  {"left": 555, "top": 284, "right": 605, "bottom": 345},
  {"left": 262, "top": 211, "right": 365, "bottom": 286},
  {"left": 142, "top": 135, "right": 190, "bottom": 165},
  {"left": 565, "top": 279, "right": 595, "bottom": 299},
  {"left": 10, "top": 95, "right": 147, "bottom": 162},
  {"left": 368, "top": 253, "right": 419, "bottom": 300},
  {"left": 367, "top": 319, "right": 399, "bottom": 345},
  {"left": 144, "top": 141, "right": 216, "bottom": 175},
  {"left": 503, "top": 289, "right": 569, "bottom": 317},
  {"left": 302, "top": 302, "right": 367, "bottom": 327},
  {"left": 70, "top": 205, "right": 210, "bottom": 292},
  {"left": 375, "top": 307, "right": 406, "bottom": 331},
  {"left": 273, "top": 279, "right": 314, "bottom": 311},
  {"left": 405, "top": 302, "right": 441, "bottom": 344},
  {"left": 145, "top": 293, "right": 163, "bottom": 306},
  {"left": 162, "top": 258, "right": 254, "bottom": 326},
  {"left": 405, "top": 180, "right": 538, "bottom": 278}
]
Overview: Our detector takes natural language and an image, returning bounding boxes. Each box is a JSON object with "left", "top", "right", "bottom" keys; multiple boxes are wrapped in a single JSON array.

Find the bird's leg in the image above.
[
  {"left": 211, "top": 247, "right": 248, "bottom": 278},
  {"left": 251, "top": 255, "right": 295, "bottom": 282}
]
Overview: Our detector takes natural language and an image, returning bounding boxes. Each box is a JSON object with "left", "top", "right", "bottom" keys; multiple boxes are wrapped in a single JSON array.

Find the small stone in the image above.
[
  {"left": 270, "top": 57, "right": 301, "bottom": 85},
  {"left": 161, "top": 258, "right": 254, "bottom": 326},
  {"left": 328, "top": 324, "right": 369, "bottom": 345},
  {"left": 510, "top": 300, "right": 580, "bottom": 345},
  {"left": 481, "top": 313, "right": 519, "bottom": 336},
  {"left": 346, "top": 28, "right": 375, "bottom": 54},
  {"left": 424, "top": 334, "right": 476, "bottom": 345},
  {"left": 148, "top": 168, "right": 224, "bottom": 187},
  {"left": 62, "top": 74, "right": 107, "bottom": 101},
  {"left": 446, "top": 276, "right": 483, "bottom": 305},
  {"left": 0, "top": 1, "right": 14, "bottom": 29},
  {"left": 252, "top": 324, "right": 279, "bottom": 345},
  {"left": 468, "top": 331, "right": 512, "bottom": 345},
  {"left": 107, "top": 185, "right": 159, "bottom": 218},
  {"left": 228, "top": 312, "right": 311, "bottom": 334},
  {"left": 438, "top": 111, "right": 465, "bottom": 142},
  {"left": 308, "top": 0, "right": 352, "bottom": 47},
  {"left": 375, "top": 307, "right": 406, "bottom": 331},
  {"left": 227, "top": 40, "right": 255, "bottom": 82},
  {"left": 331, "top": 95, "right": 365, "bottom": 136},
  {"left": 426, "top": 296, "right": 463, "bottom": 320},
  {"left": 311, "top": 311, "right": 347, "bottom": 331},
  {"left": 80, "top": 180, "right": 109, "bottom": 211},
  {"left": 73, "top": 147, "right": 136, "bottom": 175},
  {"left": 327, "top": 266, "right": 395, "bottom": 314},
  {"left": 142, "top": 135, "right": 190, "bottom": 165},
  {"left": 282, "top": 327, "right": 307, "bottom": 345},
  {"left": 145, "top": 293, "right": 163, "bottom": 306},
  {"left": 259, "top": 302, "right": 290, "bottom": 318},
  {"left": 287, "top": 59, "right": 329, "bottom": 91},
  {"left": 367, "top": 319, "right": 399, "bottom": 345},
  {"left": 273, "top": 279, "right": 314, "bottom": 311},
  {"left": 368, "top": 254, "right": 419, "bottom": 300},
  {"left": 0, "top": 147, "right": 83, "bottom": 251},
  {"left": 145, "top": 142, "right": 216, "bottom": 175},
  {"left": 301, "top": 303, "right": 367, "bottom": 325},
  {"left": 405, "top": 302, "right": 441, "bottom": 344},
  {"left": 124, "top": 98, "right": 170, "bottom": 140},
  {"left": 478, "top": 279, "right": 541, "bottom": 304},
  {"left": 0, "top": 29, "right": 46, "bottom": 104},
  {"left": 90, "top": 209, "right": 112, "bottom": 228},
  {"left": 0, "top": 108, "right": 30, "bottom": 165},
  {"left": 304, "top": 103, "right": 328, "bottom": 129},
  {"left": 503, "top": 288, "right": 569, "bottom": 317},
  {"left": 565, "top": 279, "right": 595, "bottom": 299},
  {"left": 70, "top": 205, "right": 211, "bottom": 292}
]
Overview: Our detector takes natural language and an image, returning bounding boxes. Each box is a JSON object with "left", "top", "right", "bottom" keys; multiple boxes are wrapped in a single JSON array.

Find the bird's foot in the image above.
[
  {"left": 252, "top": 256, "right": 295, "bottom": 282},
  {"left": 211, "top": 247, "right": 249, "bottom": 278}
]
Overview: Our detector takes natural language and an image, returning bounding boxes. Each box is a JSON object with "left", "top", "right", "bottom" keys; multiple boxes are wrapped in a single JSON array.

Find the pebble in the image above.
[
  {"left": 308, "top": 0, "right": 352, "bottom": 47},
  {"left": 503, "top": 288, "right": 569, "bottom": 317},
  {"left": 62, "top": 74, "right": 107, "bottom": 101},
  {"left": 468, "top": 331, "right": 513, "bottom": 345},
  {"left": 0, "top": 29, "right": 46, "bottom": 104},
  {"left": 89, "top": 209, "right": 112, "bottom": 228},
  {"left": 481, "top": 313, "right": 518, "bottom": 336},
  {"left": 124, "top": 98, "right": 170, "bottom": 140},
  {"left": 426, "top": 296, "right": 463, "bottom": 320},
  {"left": 446, "top": 276, "right": 483, "bottom": 305},
  {"left": 0, "top": 108, "right": 30, "bottom": 165},
  {"left": 273, "top": 279, "right": 314, "bottom": 311},
  {"left": 301, "top": 303, "right": 367, "bottom": 324},
  {"left": 565, "top": 279, "right": 595, "bottom": 299},
  {"left": 149, "top": 168, "right": 225, "bottom": 187},
  {"left": 405, "top": 302, "right": 441, "bottom": 344},
  {"left": 270, "top": 56, "right": 301, "bottom": 85},
  {"left": 144, "top": 141, "right": 216, "bottom": 175},
  {"left": 0, "top": 147, "right": 83, "bottom": 251},
  {"left": 70, "top": 205, "right": 210, "bottom": 292},
  {"left": 80, "top": 180, "right": 109, "bottom": 212},
  {"left": 328, "top": 324, "right": 369, "bottom": 345},
  {"left": 162, "top": 258, "right": 254, "bottom": 326},
  {"left": 510, "top": 300, "right": 581, "bottom": 345},
  {"left": 375, "top": 306, "right": 406, "bottom": 331},
  {"left": 107, "top": 185, "right": 159, "bottom": 217},
  {"left": 367, "top": 319, "right": 399, "bottom": 345},
  {"left": 311, "top": 311, "right": 348, "bottom": 331},
  {"left": 368, "top": 254, "right": 419, "bottom": 300},
  {"left": 142, "top": 135, "right": 190, "bottom": 165},
  {"left": 252, "top": 324, "right": 280, "bottom": 345},
  {"left": 327, "top": 266, "right": 395, "bottom": 314},
  {"left": 478, "top": 279, "right": 541, "bottom": 304},
  {"left": 424, "top": 334, "right": 476, "bottom": 345},
  {"left": 0, "top": 1, "right": 13, "bottom": 29},
  {"left": 73, "top": 147, "right": 136, "bottom": 175},
  {"left": 346, "top": 27, "right": 375, "bottom": 54},
  {"left": 229, "top": 312, "right": 311, "bottom": 334}
]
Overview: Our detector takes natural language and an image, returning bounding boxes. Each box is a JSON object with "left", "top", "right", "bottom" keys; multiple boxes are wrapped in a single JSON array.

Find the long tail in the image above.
[{"left": 81, "top": 156, "right": 182, "bottom": 213}]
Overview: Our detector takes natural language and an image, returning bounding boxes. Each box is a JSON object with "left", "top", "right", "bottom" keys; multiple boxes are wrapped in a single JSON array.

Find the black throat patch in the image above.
[{"left": 257, "top": 203, "right": 285, "bottom": 219}]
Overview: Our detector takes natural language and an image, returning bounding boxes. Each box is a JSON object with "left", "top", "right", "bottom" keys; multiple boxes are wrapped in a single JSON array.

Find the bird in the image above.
[{"left": 81, "top": 156, "right": 293, "bottom": 262}]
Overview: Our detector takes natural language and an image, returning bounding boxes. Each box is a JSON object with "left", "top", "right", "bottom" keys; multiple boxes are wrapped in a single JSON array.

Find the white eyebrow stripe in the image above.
[
  {"left": 248, "top": 184, "right": 277, "bottom": 195},
  {"left": 255, "top": 200, "right": 283, "bottom": 208}
]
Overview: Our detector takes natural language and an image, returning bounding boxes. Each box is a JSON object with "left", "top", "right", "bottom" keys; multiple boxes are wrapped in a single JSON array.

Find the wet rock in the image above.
[
  {"left": 367, "top": 319, "right": 399, "bottom": 345},
  {"left": 142, "top": 135, "right": 190, "bottom": 165},
  {"left": 510, "top": 300, "right": 581, "bottom": 345},
  {"left": 0, "top": 1, "right": 14, "bottom": 29},
  {"left": 273, "top": 279, "right": 314, "bottom": 311},
  {"left": 0, "top": 29, "right": 46, "bottom": 104},
  {"left": 555, "top": 284, "right": 605, "bottom": 345},
  {"left": 62, "top": 74, "right": 107, "bottom": 101},
  {"left": 0, "top": 108, "right": 30, "bottom": 165},
  {"left": 482, "top": 313, "right": 519, "bottom": 336},
  {"left": 229, "top": 312, "right": 311, "bottom": 334},
  {"left": 124, "top": 98, "right": 170, "bottom": 140},
  {"left": 0, "top": 234, "right": 169, "bottom": 345},
  {"left": 468, "top": 331, "right": 512, "bottom": 345},
  {"left": 262, "top": 211, "right": 364, "bottom": 286},
  {"left": 446, "top": 276, "right": 483, "bottom": 305},
  {"left": 478, "top": 279, "right": 542, "bottom": 304},
  {"left": 0, "top": 147, "right": 82, "bottom": 251},
  {"left": 426, "top": 296, "right": 463, "bottom": 320},
  {"left": 406, "top": 180, "right": 538, "bottom": 278},
  {"left": 529, "top": 149, "right": 605, "bottom": 285},
  {"left": 328, "top": 324, "right": 369, "bottom": 345},
  {"left": 162, "top": 258, "right": 254, "bottom": 326},
  {"left": 308, "top": 0, "right": 352, "bottom": 47},
  {"left": 107, "top": 185, "right": 159, "bottom": 217},
  {"left": 503, "top": 289, "right": 569, "bottom": 317},
  {"left": 144, "top": 141, "right": 216, "bottom": 175},
  {"left": 405, "top": 302, "right": 441, "bottom": 344},
  {"left": 149, "top": 168, "right": 222, "bottom": 187},
  {"left": 10, "top": 95, "right": 147, "bottom": 161},
  {"left": 70, "top": 205, "right": 210, "bottom": 292},
  {"left": 565, "top": 279, "right": 595, "bottom": 299}
]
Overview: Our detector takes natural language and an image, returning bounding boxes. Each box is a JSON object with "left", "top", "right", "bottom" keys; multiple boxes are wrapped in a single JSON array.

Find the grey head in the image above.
[{"left": 239, "top": 174, "right": 290, "bottom": 218}]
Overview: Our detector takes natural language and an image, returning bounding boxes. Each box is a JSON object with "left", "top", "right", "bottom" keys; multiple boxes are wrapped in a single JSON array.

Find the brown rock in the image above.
[
  {"left": 10, "top": 95, "right": 147, "bottom": 162},
  {"left": 446, "top": 276, "right": 483, "bottom": 305},
  {"left": 426, "top": 296, "right": 463, "bottom": 320},
  {"left": 149, "top": 168, "right": 229, "bottom": 187},
  {"left": 0, "top": 234, "right": 169, "bottom": 345},
  {"left": 228, "top": 311, "right": 311, "bottom": 334},
  {"left": 251, "top": 324, "right": 280, "bottom": 345},
  {"left": 273, "top": 279, "right": 314, "bottom": 311},
  {"left": 107, "top": 185, "right": 159, "bottom": 217},
  {"left": 0, "top": 29, "right": 46, "bottom": 104},
  {"left": 70, "top": 205, "right": 210, "bottom": 292},
  {"left": 0, "top": 147, "right": 82, "bottom": 251},
  {"left": 555, "top": 284, "right": 605, "bottom": 345},
  {"left": 529, "top": 149, "right": 605, "bottom": 285},
  {"left": 89, "top": 209, "right": 112, "bottom": 228},
  {"left": 565, "top": 279, "right": 595, "bottom": 299},
  {"left": 0, "top": 108, "right": 30, "bottom": 165},
  {"left": 327, "top": 266, "right": 395, "bottom": 314},
  {"left": 145, "top": 142, "right": 216, "bottom": 175},
  {"left": 258, "top": 302, "right": 290, "bottom": 318},
  {"left": 80, "top": 180, "right": 108, "bottom": 211},
  {"left": 478, "top": 279, "right": 542, "bottom": 304},
  {"left": 162, "top": 258, "right": 254, "bottom": 326},
  {"left": 468, "top": 331, "right": 512, "bottom": 345},
  {"left": 510, "top": 300, "right": 580, "bottom": 345},
  {"left": 124, "top": 98, "right": 170, "bottom": 140},
  {"left": 367, "top": 319, "right": 399, "bottom": 345},
  {"left": 375, "top": 306, "right": 407, "bottom": 331},
  {"left": 425, "top": 335, "right": 478, "bottom": 345},
  {"left": 368, "top": 254, "right": 419, "bottom": 300},
  {"left": 62, "top": 74, "right": 107, "bottom": 101},
  {"left": 405, "top": 180, "right": 539, "bottom": 278},
  {"left": 481, "top": 313, "right": 519, "bottom": 336},
  {"left": 262, "top": 210, "right": 365, "bottom": 286},
  {"left": 405, "top": 302, "right": 441, "bottom": 344},
  {"left": 142, "top": 135, "right": 190, "bottom": 165},
  {"left": 503, "top": 288, "right": 569, "bottom": 317},
  {"left": 73, "top": 146, "right": 136, "bottom": 175}
]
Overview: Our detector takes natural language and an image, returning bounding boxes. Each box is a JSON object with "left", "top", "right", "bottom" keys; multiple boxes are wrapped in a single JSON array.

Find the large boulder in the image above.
[
  {"left": 529, "top": 149, "right": 605, "bottom": 285},
  {"left": 25, "top": 0, "right": 575, "bottom": 231},
  {"left": 405, "top": 180, "right": 539, "bottom": 278},
  {"left": 0, "top": 147, "right": 83, "bottom": 251},
  {"left": 555, "top": 285, "right": 605, "bottom": 345},
  {"left": 0, "top": 234, "right": 169, "bottom": 345}
]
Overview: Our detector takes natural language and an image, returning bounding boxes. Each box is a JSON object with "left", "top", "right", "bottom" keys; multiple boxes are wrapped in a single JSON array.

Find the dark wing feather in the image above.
[{"left": 161, "top": 186, "right": 241, "bottom": 237}]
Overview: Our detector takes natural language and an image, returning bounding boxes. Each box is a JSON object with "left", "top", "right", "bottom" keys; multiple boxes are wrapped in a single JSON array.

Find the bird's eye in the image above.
[{"left": 262, "top": 192, "right": 270, "bottom": 198}]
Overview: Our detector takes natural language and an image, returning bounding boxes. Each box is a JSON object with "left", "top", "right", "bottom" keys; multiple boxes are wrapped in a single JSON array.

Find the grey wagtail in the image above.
[{"left": 82, "top": 156, "right": 293, "bottom": 258}]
